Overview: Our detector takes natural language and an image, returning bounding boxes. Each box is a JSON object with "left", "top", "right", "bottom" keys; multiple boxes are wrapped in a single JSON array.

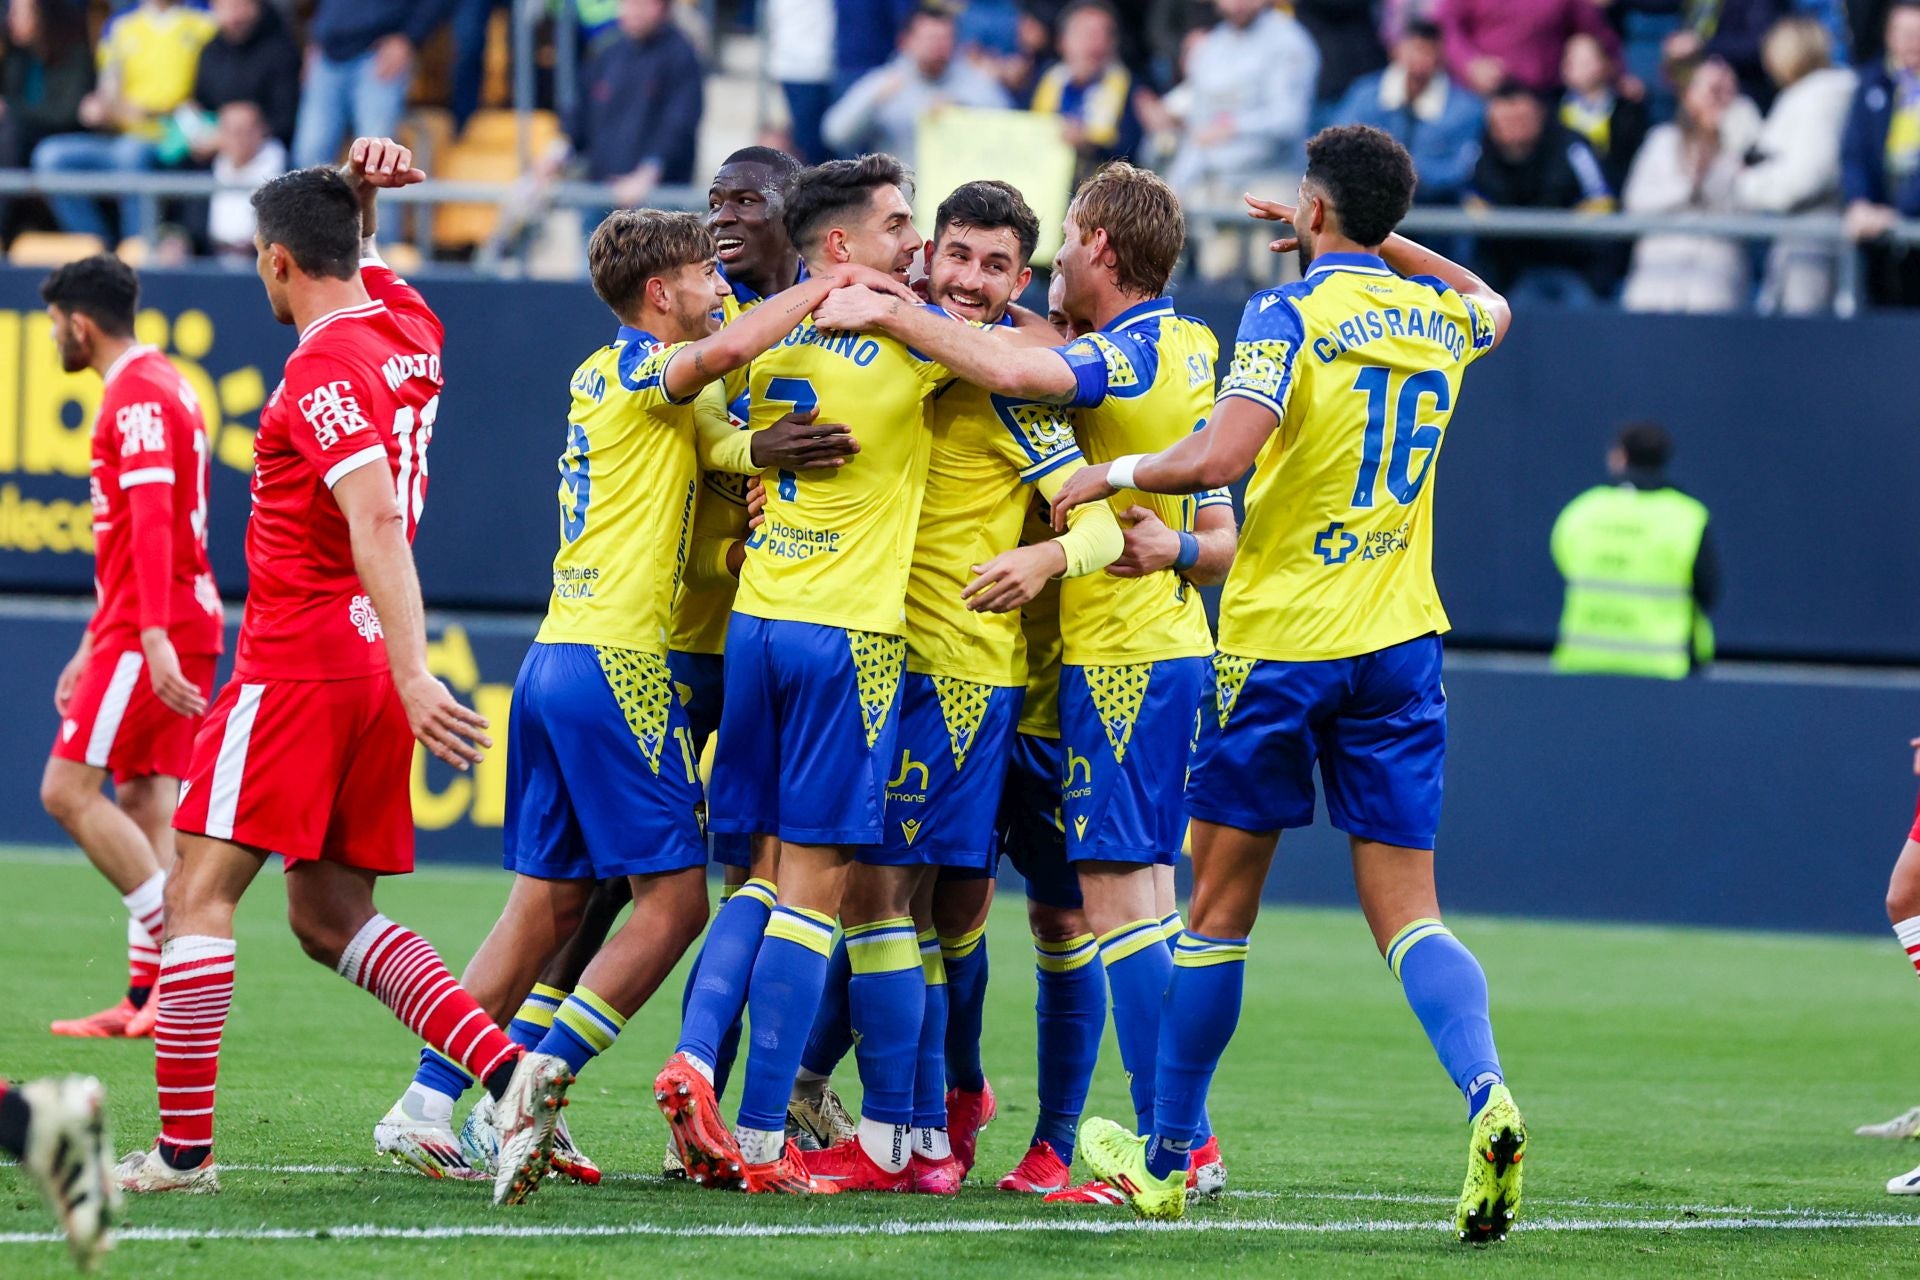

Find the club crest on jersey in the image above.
[
  {"left": 1225, "top": 340, "right": 1290, "bottom": 402},
  {"left": 349, "top": 593, "right": 384, "bottom": 641},
  {"left": 298, "top": 380, "right": 372, "bottom": 448},
  {"left": 116, "top": 402, "right": 167, "bottom": 456}
]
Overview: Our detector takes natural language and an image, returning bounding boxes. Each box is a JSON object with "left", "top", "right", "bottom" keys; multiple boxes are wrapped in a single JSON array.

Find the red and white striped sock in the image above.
[
  {"left": 335, "top": 914, "right": 521, "bottom": 1085},
  {"left": 153, "top": 934, "right": 236, "bottom": 1151},
  {"left": 123, "top": 871, "right": 166, "bottom": 999},
  {"left": 1897, "top": 917, "right": 1920, "bottom": 978}
]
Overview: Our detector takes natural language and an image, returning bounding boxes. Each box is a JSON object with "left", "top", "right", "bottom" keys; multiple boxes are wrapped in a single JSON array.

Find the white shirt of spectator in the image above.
[{"left": 211, "top": 138, "right": 289, "bottom": 254}]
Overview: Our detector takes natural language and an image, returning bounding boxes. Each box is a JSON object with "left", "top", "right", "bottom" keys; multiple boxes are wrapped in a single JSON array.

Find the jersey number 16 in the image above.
[{"left": 1349, "top": 366, "right": 1448, "bottom": 509}]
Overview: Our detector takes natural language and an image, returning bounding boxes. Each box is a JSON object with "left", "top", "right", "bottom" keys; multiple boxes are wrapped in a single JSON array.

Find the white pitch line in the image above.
[{"left": 3, "top": 1213, "right": 1919, "bottom": 1248}]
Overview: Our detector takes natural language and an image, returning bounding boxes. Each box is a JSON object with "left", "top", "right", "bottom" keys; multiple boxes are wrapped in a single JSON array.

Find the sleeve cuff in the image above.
[
  {"left": 118, "top": 467, "right": 176, "bottom": 488},
  {"left": 324, "top": 443, "right": 390, "bottom": 489}
]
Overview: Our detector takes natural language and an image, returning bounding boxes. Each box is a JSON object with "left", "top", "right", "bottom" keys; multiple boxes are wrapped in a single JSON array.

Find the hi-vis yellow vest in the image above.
[{"left": 1550, "top": 484, "right": 1713, "bottom": 679}]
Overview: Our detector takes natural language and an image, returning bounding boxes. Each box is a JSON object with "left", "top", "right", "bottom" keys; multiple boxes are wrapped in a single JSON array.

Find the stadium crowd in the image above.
[{"left": 3, "top": 0, "right": 1920, "bottom": 305}]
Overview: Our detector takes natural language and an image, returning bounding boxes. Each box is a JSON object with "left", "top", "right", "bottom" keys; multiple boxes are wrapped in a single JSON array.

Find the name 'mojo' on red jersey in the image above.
[
  {"left": 88, "top": 344, "right": 223, "bottom": 656},
  {"left": 234, "top": 260, "right": 445, "bottom": 681}
]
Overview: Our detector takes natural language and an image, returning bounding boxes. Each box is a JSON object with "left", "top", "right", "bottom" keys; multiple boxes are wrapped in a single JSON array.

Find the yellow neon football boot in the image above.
[
  {"left": 1076, "top": 1117, "right": 1187, "bottom": 1221},
  {"left": 1456, "top": 1084, "right": 1527, "bottom": 1244}
]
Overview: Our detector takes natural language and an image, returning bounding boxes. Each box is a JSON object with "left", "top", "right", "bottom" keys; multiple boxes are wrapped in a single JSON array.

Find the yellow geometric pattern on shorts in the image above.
[
  {"left": 1213, "top": 654, "right": 1256, "bottom": 729},
  {"left": 594, "top": 646, "right": 675, "bottom": 775},
  {"left": 847, "top": 630, "right": 907, "bottom": 750},
  {"left": 932, "top": 676, "right": 993, "bottom": 771},
  {"left": 1086, "top": 663, "right": 1151, "bottom": 764}
]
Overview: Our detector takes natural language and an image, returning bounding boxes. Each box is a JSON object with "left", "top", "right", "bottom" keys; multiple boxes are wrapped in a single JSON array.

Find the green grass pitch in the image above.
[{"left": 3, "top": 848, "right": 1919, "bottom": 1276}]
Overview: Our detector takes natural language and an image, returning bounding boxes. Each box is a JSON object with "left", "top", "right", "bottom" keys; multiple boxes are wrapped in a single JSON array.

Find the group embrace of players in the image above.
[{"left": 14, "top": 120, "right": 1533, "bottom": 1270}]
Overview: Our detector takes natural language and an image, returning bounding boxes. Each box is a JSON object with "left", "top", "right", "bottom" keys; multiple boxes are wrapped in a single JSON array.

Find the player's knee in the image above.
[
  {"left": 1027, "top": 900, "right": 1087, "bottom": 944},
  {"left": 38, "top": 766, "right": 89, "bottom": 826},
  {"left": 286, "top": 899, "right": 359, "bottom": 968}
]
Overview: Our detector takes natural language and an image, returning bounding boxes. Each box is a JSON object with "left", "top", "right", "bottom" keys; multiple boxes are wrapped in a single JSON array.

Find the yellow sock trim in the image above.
[
  {"left": 766, "top": 906, "right": 835, "bottom": 956},
  {"left": 919, "top": 930, "right": 948, "bottom": 985},
  {"left": 1159, "top": 912, "right": 1183, "bottom": 942},
  {"left": 733, "top": 878, "right": 778, "bottom": 910},
  {"left": 938, "top": 923, "right": 987, "bottom": 960},
  {"left": 1035, "top": 932, "right": 1098, "bottom": 973},
  {"left": 555, "top": 986, "right": 627, "bottom": 1053},
  {"left": 846, "top": 917, "right": 919, "bottom": 974},
  {"left": 511, "top": 983, "right": 565, "bottom": 1031},
  {"left": 1172, "top": 934, "right": 1250, "bottom": 969},
  {"left": 1097, "top": 918, "right": 1166, "bottom": 965},
  {"left": 1385, "top": 917, "right": 1450, "bottom": 981}
]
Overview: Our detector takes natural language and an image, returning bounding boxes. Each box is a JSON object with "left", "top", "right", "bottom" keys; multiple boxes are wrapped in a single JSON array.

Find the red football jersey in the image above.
[
  {"left": 233, "top": 261, "right": 445, "bottom": 681},
  {"left": 88, "top": 345, "right": 223, "bottom": 656}
]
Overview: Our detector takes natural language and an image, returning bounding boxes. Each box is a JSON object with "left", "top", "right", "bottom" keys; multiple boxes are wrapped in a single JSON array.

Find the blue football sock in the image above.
[
  {"left": 507, "top": 982, "right": 566, "bottom": 1050},
  {"left": 1156, "top": 914, "right": 1211, "bottom": 1145},
  {"left": 676, "top": 878, "right": 775, "bottom": 1070},
  {"left": 1387, "top": 919, "right": 1504, "bottom": 1120},
  {"left": 1032, "top": 931, "right": 1104, "bottom": 1163},
  {"left": 914, "top": 931, "right": 949, "bottom": 1130},
  {"left": 712, "top": 1002, "right": 745, "bottom": 1101},
  {"left": 939, "top": 925, "right": 989, "bottom": 1093},
  {"left": 1099, "top": 919, "right": 1174, "bottom": 1136},
  {"left": 735, "top": 905, "right": 837, "bottom": 1133},
  {"left": 534, "top": 986, "right": 627, "bottom": 1077},
  {"left": 844, "top": 917, "right": 924, "bottom": 1128},
  {"left": 411, "top": 1048, "right": 472, "bottom": 1104},
  {"left": 1148, "top": 932, "right": 1248, "bottom": 1177},
  {"left": 798, "top": 936, "right": 854, "bottom": 1078}
]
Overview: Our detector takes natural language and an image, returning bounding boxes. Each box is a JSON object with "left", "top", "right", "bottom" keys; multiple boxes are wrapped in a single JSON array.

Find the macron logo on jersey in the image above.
[
  {"left": 297, "top": 380, "right": 372, "bottom": 448},
  {"left": 116, "top": 402, "right": 167, "bottom": 456}
]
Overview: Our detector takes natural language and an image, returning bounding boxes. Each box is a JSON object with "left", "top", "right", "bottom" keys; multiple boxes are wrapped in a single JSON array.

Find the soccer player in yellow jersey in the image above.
[
  {"left": 369, "top": 209, "right": 869, "bottom": 1185},
  {"left": 1049, "top": 126, "right": 1529, "bottom": 1238},
  {"left": 815, "top": 161, "right": 1223, "bottom": 1197},
  {"left": 782, "top": 181, "right": 1125, "bottom": 1194}
]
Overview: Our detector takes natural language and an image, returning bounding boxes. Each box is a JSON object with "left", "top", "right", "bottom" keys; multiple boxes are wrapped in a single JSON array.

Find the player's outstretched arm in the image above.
[
  {"left": 963, "top": 476, "right": 1124, "bottom": 614},
  {"left": 1244, "top": 193, "right": 1512, "bottom": 350},
  {"left": 662, "top": 264, "right": 915, "bottom": 403},
  {"left": 340, "top": 136, "right": 426, "bottom": 257},
  {"left": 1048, "top": 396, "right": 1276, "bottom": 530},
  {"left": 333, "top": 464, "right": 492, "bottom": 771},
  {"left": 814, "top": 286, "right": 1079, "bottom": 401},
  {"left": 1103, "top": 499, "right": 1238, "bottom": 585}
]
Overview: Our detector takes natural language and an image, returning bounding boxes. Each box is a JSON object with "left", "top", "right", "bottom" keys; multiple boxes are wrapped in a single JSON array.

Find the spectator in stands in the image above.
[
  {"left": 822, "top": 4, "right": 1009, "bottom": 167},
  {"left": 450, "top": 0, "right": 511, "bottom": 130},
  {"left": 1297, "top": 0, "right": 1387, "bottom": 120},
  {"left": 1619, "top": 56, "right": 1761, "bottom": 312},
  {"left": 1, "top": 1, "right": 92, "bottom": 190},
  {"left": 1029, "top": 0, "right": 1141, "bottom": 186},
  {"left": 1332, "top": 19, "right": 1481, "bottom": 204},
  {"left": 1438, "top": 0, "right": 1619, "bottom": 96},
  {"left": 191, "top": 0, "right": 300, "bottom": 150},
  {"left": 291, "top": 0, "right": 458, "bottom": 169},
  {"left": 1164, "top": 0, "right": 1318, "bottom": 279},
  {"left": 1843, "top": 0, "right": 1920, "bottom": 306},
  {"left": 205, "top": 98, "right": 283, "bottom": 257},
  {"left": 1466, "top": 81, "right": 1616, "bottom": 302},
  {"left": 1734, "top": 16, "right": 1855, "bottom": 314},
  {"left": 836, "top": 0, "right": 920, "bottom": 96},
  {"left": 1661, "top": 0, "right": 1790, "bottom": 108},
  {"left": 1851, "top": 0, "right": 1897, "bottom": 66},
  {"left": 1551, "top": 420, "right": 1718, "bottom": 680},
  {"left": 542, "top": 0, "right": 704, "bottom": 209},
  {"left": 1558, "top": 30, "right": 1647, "bottom": 197},
  {"left": 767, "top": 0, "right": 835, "bottom": 162},
  {"left": 31, "top": 0, "right": 216, "bottom": 241},
  {"left": 983, "top": 2, "right": 1056, "bottom": 103}
]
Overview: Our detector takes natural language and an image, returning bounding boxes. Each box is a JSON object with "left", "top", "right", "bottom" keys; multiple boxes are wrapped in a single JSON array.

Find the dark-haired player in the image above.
[
  {"left": 115, "top": 139, "right": 565, "bottom": 1205},
  {"left": 38, "top": 255, "right": 222, "bottom": 1042},
  {"left": 1050, "top": 125, "right": 1527, "bottom": 1237}
]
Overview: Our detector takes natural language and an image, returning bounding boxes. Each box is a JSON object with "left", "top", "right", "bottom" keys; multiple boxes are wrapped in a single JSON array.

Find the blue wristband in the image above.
[{"left": 1173, "top": 531, "right": 1201, "bottom": 571}]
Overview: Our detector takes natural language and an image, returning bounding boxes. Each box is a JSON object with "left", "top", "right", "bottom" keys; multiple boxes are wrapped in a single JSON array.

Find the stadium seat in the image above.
[
  {"left": 382, "top": 241, "right": 425, "bottom": 275},
  {"left": 116, "top": 237, "right": 149, "bottom": 268},
  {"left": 401, "top": 108, "right": 456, "bottom": 176},
  {"left": 461, "top": 108, "right": 562, "bottom": 158},
  {"left": 7, "top": 232, "right": 109, "bottom": 267},
  {"left": 433, "top": 142, "right": 520, "bottom": 250}
]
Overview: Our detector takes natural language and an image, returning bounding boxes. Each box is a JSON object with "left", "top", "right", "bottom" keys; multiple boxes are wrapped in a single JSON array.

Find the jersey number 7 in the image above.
[{"left": 762, "top": 376, "right": 819, "bottom": 501}]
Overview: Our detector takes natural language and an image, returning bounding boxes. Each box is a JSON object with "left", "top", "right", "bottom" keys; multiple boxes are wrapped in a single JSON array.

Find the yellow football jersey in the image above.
[
  {"left": 535, "top": 327, "right": 700, "bottom": 652},
  {"left": 101, "top": 6, "right": 216, "bottom": 130},
  {"left": 732, "top": 309, "right": 955, "bottom": 636},
  {"left": 1214, "top": 251, "right": 1497, "bottom": 662},
  {"left": 905, "top": 375, "right": 1085, "bottom": 685},
  {"left": 1052, "top": 298, "right": 1218, "bottom": 666},
  {"left": 1014, "top": 506, "right": 1064, "bottom": 739}
]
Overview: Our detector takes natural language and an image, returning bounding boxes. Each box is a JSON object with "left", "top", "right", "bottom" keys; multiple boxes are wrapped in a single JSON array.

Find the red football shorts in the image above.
[
  {"left": 51, "top": 643, "right": 217, "bottom": 784},
  {"left": 173, "top": 672, "right": 415, "bottom": 873}
]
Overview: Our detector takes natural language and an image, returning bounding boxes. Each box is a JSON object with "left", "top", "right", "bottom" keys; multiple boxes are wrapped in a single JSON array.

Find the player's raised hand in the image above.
[
  {"left": 963, "top": 543, "right": 1065, "bottom": 614},
  {"left": 347, "top": 136, "right": 426, "bottom": 188},
  {"left": 814, "top": 284, "right": 898, "bottom": 333},
  {"left": 140, "top": 629, "right": 208, "bottom": 718},
  {"left": 1245, "top": 193, "right": 1300, "bottom": 255},
  {"left": 1106, "top": 506, "right": 1179, "bottom": 579},
  {"left": 1048, "top": 462, "right": 1116, "bottom": 532},
  {"left": 749, "top": 408, "right": 860, "bottom": 469},
  {"left": 398, "top": 671, "right": 492, "bottom": 771}
]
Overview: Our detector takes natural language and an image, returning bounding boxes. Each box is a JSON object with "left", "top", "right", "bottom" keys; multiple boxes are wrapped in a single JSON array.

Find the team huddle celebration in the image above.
[{"left": 3, "top": 121, "right": 1531, "bottom": 1270}]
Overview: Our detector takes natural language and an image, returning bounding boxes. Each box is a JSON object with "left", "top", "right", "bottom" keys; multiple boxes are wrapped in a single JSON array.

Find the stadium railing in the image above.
[{"left": 4, "top": 168, "right": 1920, "bottom": 315}]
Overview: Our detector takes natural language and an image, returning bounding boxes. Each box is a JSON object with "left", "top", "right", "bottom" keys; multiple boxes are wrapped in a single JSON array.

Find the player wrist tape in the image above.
[
  {"left": 1173, "top": 531, "right": 1201, "bottom": 571},
  {"left": 1107, "top": 453, "right": 1147, "bottom": 490}
]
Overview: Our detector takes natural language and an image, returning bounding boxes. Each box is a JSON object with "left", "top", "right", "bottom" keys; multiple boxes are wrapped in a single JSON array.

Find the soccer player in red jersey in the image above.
[
  {"left": 115, "top": 138, "right": 571, "bottom": 1207},
  {"left": 38, "top": 255, "right": 222, "bottom": 1041}
]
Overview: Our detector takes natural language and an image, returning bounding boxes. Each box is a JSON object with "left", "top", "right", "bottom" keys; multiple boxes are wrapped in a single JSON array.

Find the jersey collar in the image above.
[
  {"left": 616, "top": 324, "right": 663, "bottom": 348},
  {"left": 1305, "top": 251, "right": 1394, "bottom": 278},
  {"left": 300, "top": 299, "right": 387, "bottom": 345},
  {"left": 102, "top": 343, "right": 159, "bottom": 387},
  {"left": 719, "top": 254, "right": 807, "bottom": 307},
  {"left": 1102, "top": 295, "right": 1175, "bottom": 331}
]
